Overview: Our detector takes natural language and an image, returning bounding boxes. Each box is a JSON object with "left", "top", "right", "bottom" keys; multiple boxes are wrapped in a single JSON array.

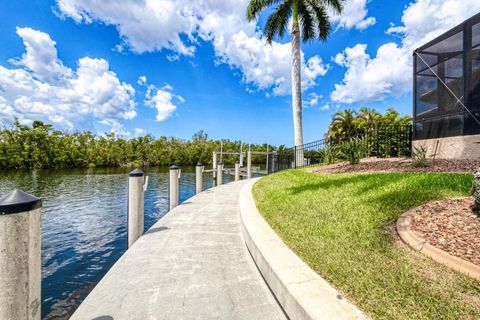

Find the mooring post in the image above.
[
  {"left": 217, "top": 163, "right": 224, "bottom": 185},
  {"left": 247, "top": 151, "right": 252, "bottom": 179},
  {"left": 212, "top": 152, "right": 217, "bottom": 187},
  {"left": 169, "top": 165, "right": 180, "bottom": 210},
  {"left": 240, "top": 144, "right": 244, "bottom": 167},
  {"left": 0, "top": 189, "right": 42, "bottom": 320},
  {"left": 195, "top": 163, "right": 203, "bottom": 194},
  {"left": 128, "top": 169, "right": 145, "bottom": 248},
  {"left": 235, "top": 161, "right": 240, "bottom": 181}
]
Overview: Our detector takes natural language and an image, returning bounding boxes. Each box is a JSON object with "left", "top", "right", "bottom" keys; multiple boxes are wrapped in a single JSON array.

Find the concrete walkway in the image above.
[{"left": 70, "top": 180, "right": 286, "bottom": 320}]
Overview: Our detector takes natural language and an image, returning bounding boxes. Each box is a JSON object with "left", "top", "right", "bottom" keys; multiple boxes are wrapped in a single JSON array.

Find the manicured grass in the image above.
[{"left": 253, "top": 170, "right": 480, "bottom": 320}]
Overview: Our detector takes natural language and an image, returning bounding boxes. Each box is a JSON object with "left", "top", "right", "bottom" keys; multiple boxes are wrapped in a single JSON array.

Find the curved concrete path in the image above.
[{"left": 70, "top": 180, "right": 286, "bottom": 320}]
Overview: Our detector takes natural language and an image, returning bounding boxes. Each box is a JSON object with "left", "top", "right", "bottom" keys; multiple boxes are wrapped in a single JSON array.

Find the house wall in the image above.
[{"left": 413, "top": 134, "right": 480, "bottom": 159}]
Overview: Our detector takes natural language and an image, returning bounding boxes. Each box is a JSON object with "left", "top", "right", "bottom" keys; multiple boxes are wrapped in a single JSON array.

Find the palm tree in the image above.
[
  {"left": 327, "top": 109, "right": 357, "bottom": 143},
  {"left": 357, "top": 107, "right": 381, "bottom": 129},
  {"left": 382, "top": 108, "right": 412, "bottom": 126},
  {"left": 247, "top": 0, "right": 344, "bottom": 150}
]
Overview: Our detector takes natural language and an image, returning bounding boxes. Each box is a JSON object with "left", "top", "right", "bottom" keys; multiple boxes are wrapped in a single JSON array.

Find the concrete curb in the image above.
[
  {"left": 239, "top": 179, "right": 369, "bottom": 320},
  {"left": 397, "top": 204, "right": 480, "bottom": 281}
]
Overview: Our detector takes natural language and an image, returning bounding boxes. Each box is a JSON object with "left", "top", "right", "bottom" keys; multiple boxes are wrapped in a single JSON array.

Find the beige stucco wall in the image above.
[{"left": 413, "top": 134, "right": 480, "bottom": 159}]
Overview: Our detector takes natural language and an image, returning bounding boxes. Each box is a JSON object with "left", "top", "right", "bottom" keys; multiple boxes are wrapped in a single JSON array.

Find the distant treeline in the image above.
[{"left": 0, "top": 120, "right": 282, "bottom": 170}]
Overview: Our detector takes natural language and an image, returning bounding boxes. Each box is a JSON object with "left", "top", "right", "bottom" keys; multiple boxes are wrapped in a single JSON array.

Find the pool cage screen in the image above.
[{"left": 413, "top": 12, "right": 480, "bottom": 140}]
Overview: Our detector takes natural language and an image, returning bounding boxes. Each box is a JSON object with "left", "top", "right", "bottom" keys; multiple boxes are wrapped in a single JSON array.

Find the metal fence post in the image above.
[
  {"left": 217, "top": 163, "right": 224, "bottom": 185},
  {"left": 408, "top": 124, "right": 413, "bottom": 157},
  {"left": 0, "top": 189, "right": 42, "bottom": 320},
  {"left": 195, "top": 163, "right": 203, "bottom": 194},
  {"left": 128, "top": 169, "right": 145, "bottom": 247},
  {"left": 234, "top": 161, "right": 240, "bottom": 181},
  {"left": 294, "top": 146, "right": 297, "bottom": 168},
  {"left": 169, "top": 165, "right": 180, "bottom": 210}
]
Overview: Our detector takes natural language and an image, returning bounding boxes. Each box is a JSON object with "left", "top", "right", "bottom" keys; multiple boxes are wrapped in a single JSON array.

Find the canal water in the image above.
[{"left": 0, "top": 166, "right": 236, "bottom": 319}]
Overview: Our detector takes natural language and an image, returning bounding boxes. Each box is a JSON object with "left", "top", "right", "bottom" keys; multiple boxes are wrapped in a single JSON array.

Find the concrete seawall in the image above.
[{"left": 239, "top": 179, "right": 369, "bottom": 320}]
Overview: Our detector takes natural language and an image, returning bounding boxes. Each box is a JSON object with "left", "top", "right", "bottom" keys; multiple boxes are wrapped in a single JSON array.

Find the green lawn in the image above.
[{"left": 253, "top": 170, "right": 480, "bottom": 320}]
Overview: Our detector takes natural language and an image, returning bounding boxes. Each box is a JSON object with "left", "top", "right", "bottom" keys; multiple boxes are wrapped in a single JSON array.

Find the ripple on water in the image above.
[{"left": 0, "top": 166, "right": 238, "bottom": 319}]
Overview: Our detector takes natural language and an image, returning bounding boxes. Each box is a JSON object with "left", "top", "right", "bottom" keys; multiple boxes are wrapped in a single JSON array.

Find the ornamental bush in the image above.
[
  {"left": 411, "top": 146, "right": 429, "bottom": 168},
  {"left": 320, "top": 145, "right": 340, "bottom": 165},
  {"left": 339, "top": 137, "right": 368, "bottom": 165}
]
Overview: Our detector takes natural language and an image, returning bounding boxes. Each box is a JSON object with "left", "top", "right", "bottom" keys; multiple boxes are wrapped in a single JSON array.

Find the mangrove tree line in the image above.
[{"left": 0, "top": 119, "right": 280, "bottom": 169}]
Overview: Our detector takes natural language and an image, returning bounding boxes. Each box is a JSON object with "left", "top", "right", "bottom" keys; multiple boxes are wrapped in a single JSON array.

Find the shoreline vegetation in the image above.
[{"left": 0, "top": 119, "right": 279, "bottom": 170}]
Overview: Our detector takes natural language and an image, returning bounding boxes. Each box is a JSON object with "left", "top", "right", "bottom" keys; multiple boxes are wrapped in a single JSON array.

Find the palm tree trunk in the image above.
[{"left": 291, "top": 3, "right": 304, "bottom": 166}]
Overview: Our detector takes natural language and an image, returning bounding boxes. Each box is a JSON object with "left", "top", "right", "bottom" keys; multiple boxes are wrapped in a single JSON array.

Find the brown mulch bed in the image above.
[
  {"left": 410, "top": 197, "right": 480, "bottom": 266},
  {"left": 312, "top": 157, "right": 480, "bottom": 174}
]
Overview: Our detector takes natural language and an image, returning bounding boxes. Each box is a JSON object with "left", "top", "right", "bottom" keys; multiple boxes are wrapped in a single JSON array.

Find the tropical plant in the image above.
[
  {"left": 246, "top": 0, "right": 344, "bottom": 150},
  {"left": 381, "top": 108, "right": 412, "bottom": 126},
  {"left": 339, "top": 137, "right": 368, "bottom": 165},
  {"left": 327, "top": 109, "right": 358, "bottom": 143},
  {"left": 320, "top": 144, "right": 340, "bottom": 165},
  {"left": 411, "top": 146, "right": 429, "bottom": 168},
  {"left": 324, "top": 107, "right": 413, "bottom": 158},
  {"left": 357, "top": 107, "right": 381, "bottom": 129},
  {"left": 326, "top": 107, "right": 413, "bottom": 143}
]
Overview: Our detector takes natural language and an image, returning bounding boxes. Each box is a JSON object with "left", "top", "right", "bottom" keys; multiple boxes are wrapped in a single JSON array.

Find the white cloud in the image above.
[
  {"left": 97, "top": 122, "right": 148, "bottom": 138},
  {"left": 10, "top": 27, "right": 73, "bottom": 84},
  {"left": 99, "top": 119, "right": 131, "bottom": 137},
  {"left": 55, "top": 0, "right": 329, "bottom": 96},
  {"left": 304, "top": 92, "right": 322, "bottom": 107},
  {"left": 145, "top": 84, "right": 183, "bottom": 121},
  {"left": 332, "top": 0, "right": 480, "bottom": 104},
  {"left": 331, "top": 0, "right": 376, "bottom": 30},
  {"left": 0, "top": 27, "right": 136, "bottom": 131},
  {"left": 137, "top": 75, "right": 147, "bottom": 86},
  {"left": 55, "top": 0, "right": 196, "bottom": 55},
  {"left": 331, "top": 43, "right": 410, "bottom": 103},
  {"left": 320, "top": 104, "right": 330, "bottom": 111},
  {"left": 134, "top": 128, "right": 147, "bottom": 136},
  {"left": 166, "top": 54, "right": 180, "bottom": 62},
  {"left": 355, "top": 17, "right": 376, "bottom": 31},
  {"left": 386, "top": 0, "right": 478, "bottom": 49}
]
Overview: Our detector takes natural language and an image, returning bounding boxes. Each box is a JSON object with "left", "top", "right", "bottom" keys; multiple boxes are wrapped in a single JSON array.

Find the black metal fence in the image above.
[{"left": 275, "top": 124, "right": 413, "bottom": 171}]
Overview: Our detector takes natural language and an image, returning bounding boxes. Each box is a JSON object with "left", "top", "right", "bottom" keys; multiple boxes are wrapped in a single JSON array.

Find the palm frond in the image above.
[
  {"left": 247, "top": 0, "right": 345, "bottom": 44},
  {"left": 320, "top": 0, "right": 344, "bottom": 14},
  {"left": 264, "top": 1, "right": 293, "bottom": 43},
  {"left": 246, "top": 0, "right": 285, "bottom": 21},
  {"left": 298, "top": 2, "right": 316, "bottom": 42},
  {"left": 306, "top": 0, "right": 331, "bottom": 40}
]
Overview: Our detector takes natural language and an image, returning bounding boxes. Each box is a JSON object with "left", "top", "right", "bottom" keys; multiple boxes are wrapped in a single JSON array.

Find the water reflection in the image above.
[{"left": 0, "top": 166, "right": 235, "bottom": 319}]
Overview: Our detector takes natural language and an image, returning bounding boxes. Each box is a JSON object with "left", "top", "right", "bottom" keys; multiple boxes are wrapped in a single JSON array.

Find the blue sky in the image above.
[{"left": 0, "top": 0, "right": 478, "bottom": 146}]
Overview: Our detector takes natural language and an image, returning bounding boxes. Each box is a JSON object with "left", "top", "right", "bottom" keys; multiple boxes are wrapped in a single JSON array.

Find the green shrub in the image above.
[
  {"left": 320, "top": 145, "right": 340, "bottom": 165},
  {"left": 339, "top": 137, "right": 368, "bottom": 165},
  {"left": 411, "top": 146, "right": 429, "bottom": 167},
  {"left": 472, "top": 171, "right": 480, "bottom": 212}
]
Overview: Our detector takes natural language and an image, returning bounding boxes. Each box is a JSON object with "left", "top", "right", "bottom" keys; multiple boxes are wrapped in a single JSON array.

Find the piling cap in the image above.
[
  {"left": 170, "top": 165, "right": 179, "bottom": 170},
  {"left": 235, "top": 160, "right": 240, "bottom": 164},
  {"left": 196, "top": 162, "right": 203, "bottom": 166},
  {"left": 129, "top": 168, "right": 144, "bottom": 177},
  {"left": 0, "top": 189, "right": 42, "bottom": 215}
]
